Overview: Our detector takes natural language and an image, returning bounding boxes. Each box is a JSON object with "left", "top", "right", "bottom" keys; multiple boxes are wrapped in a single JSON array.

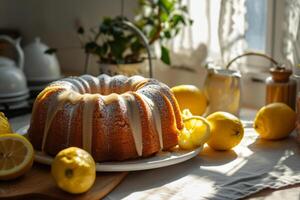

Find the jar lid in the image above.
[{"left": 270, "top": 65, "right": 292, "bottom": 82}]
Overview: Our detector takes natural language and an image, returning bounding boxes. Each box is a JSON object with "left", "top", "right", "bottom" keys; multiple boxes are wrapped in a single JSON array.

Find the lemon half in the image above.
[
  {"left": 178, "top": 109, "right": 211, "bottom": 150},
  {"left": 0, "top": 134, "right": 34, "bottom": 180}
]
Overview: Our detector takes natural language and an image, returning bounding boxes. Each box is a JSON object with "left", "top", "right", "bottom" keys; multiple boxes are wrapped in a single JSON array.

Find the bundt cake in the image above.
[{"left": 28, "top": 74, "right": 183, "bottom": 162}]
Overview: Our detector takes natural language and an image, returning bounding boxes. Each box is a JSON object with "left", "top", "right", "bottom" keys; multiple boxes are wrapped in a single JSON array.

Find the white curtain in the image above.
[
  {"left": 283, "top": 0, "right": 300, "bottom": 67},
  {"left": 169, "top": 0, "right": 247, "bottom": 70}
]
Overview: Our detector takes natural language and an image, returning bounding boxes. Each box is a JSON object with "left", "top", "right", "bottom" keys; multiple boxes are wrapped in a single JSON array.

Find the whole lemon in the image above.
[
  {"left": 171, "top": 85, "right": 208, "bottom": 116},
  {"left": 51, "top": 147, "right": 96, "bottom": 194},
  {"left": 254, "top": 102, "right": 296, "bottom": 140},
  {"left": 0, "top": 112, "right": 12, "bottom": 134},
  {"left": 206, "top": 111, "right": 244, "bottom": 150}
]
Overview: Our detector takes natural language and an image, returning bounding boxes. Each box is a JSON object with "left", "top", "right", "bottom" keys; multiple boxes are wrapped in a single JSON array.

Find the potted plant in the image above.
[
  {"left": 134, "top": 0, "right": 192, "bottom": 65},
  {"left": 77, "top": 16, "right": 146, "bottom": 76},
  {"left": 77, "top": 0, "right": 192, "bottom": 76}
]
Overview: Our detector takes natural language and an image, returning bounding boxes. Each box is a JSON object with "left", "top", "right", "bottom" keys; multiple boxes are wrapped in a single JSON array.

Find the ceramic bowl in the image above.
[{"left": 0, "top": 64, "right": 29, "bottom": 98}]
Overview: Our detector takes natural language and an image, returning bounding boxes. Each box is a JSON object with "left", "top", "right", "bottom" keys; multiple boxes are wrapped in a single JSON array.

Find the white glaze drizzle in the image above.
[
  {"left": 65, "top": 104, "right": 75, "bottom": 147},
  {"left": 82, "top": 94, "right": 99, "bottom": 153},
  {"left": 120, "top": 93, "right": 143, "bottom": 156},
  {"left": 31, "top": 86, "right": 60, "bottom": 151},
  {"left": 140, "top": 94, "right": 163, "bottom": 149},
  {"left": 41, "top": 90, "right": 82, "bottom": 151}
]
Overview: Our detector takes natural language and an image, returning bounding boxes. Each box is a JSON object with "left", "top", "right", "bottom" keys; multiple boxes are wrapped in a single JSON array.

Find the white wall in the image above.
[
  {"left": 0, "top": 0, "right": 283, "bottom": 110},
  {"left": 0, "top": 0, "right": 138, "bottom": 74}
]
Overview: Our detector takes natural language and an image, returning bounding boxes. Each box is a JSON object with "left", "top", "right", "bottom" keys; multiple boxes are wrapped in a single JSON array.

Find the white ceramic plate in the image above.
[{"left": 17, "top": 125, "right": 202, "bottom": 172}]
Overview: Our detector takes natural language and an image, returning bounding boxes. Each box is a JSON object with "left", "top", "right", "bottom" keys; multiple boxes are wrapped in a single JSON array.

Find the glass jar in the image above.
[{"left": 204, "top": 66, "right": 241, "bottom": 116}]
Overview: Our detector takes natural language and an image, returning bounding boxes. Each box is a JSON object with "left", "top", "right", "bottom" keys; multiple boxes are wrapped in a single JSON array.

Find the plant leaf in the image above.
[
  {"left": 160, "top": 45, "right": 171, "bottom": 65},
  {"left": 131, "top": 39, "right": 143, "bottom": 53},
  {"left": 164, "top": 31, "right": 171, "bottom": 39},
  {"left": 44, "top": 48, "right": 57, "bottom": 54},
  {"left": 173, "top": 14, "right": 186, "bottom": 26},
  {"left": 160, "top": 12, "right": 169, "bottom": 22},
  {"left": 85, "top": 42, "right": 98, "bottom": 54},
  {"left": 159, "top": 0, "right": 173, "bottom": 14},
  {"left": 95, "top": 43, "right": 108, "bottom": 57},
  {"left": 77, "top": 26, "right": 84, "bottom": 34},
  {"left": 181, "top": 5, "right": 188, "bottom": 12}
]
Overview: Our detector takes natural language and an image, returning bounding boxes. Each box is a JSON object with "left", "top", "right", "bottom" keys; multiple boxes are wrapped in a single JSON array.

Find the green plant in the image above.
[
  {"left": 78, "top": 16, "right": 143, "bottom": 64},
  {"left": 78, "top": 0, "right": 192, "bottom": 65},
  {"left": 135, "top": 0, "right": 192, "bottom": 64}
]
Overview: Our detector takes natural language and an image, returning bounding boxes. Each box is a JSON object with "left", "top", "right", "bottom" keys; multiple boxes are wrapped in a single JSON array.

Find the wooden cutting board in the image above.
[{"left": 0, "top": 163, "right": 127, "bottom": 200}]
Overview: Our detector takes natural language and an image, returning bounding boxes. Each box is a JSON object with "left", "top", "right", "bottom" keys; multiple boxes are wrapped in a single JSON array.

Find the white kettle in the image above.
[
  {"left": 23, "top": 38, "right": 61, "bottom": 82},
  {"left": 0, "top": 35, "right": 29, "bottom": 98}
]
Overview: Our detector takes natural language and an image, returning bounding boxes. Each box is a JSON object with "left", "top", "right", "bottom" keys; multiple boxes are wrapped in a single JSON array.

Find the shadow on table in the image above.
[
  {"left": 109, "top": 146, "right": 239, "bottom": 199},
  {"left": 198, "top": 146, "right": 238, "bottom": 166},
  {"left": 111, "top": 134, "right": 300, "bottom": 199}
]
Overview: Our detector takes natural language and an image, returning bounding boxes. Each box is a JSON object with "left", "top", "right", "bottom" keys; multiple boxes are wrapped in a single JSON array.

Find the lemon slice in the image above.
[
  {"left": 178, "top": 113, "right": 211, "bottom": 150},
  {"left": 0, "top": 112, "right": 12, "bottom": 135},
  {"left": 0, "top": 134, "right": 34, "bottom": 180}
]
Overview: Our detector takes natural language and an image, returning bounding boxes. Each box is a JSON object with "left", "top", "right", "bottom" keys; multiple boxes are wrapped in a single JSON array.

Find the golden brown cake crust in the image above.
[{"left": 28, "top": 75, "right": 183, "bottom": 162}]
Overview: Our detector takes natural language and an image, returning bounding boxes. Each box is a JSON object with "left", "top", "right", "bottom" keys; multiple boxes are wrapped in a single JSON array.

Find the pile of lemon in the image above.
[
  {"left": 172, "top": 85, "right": 244, "bottom": 151},
  {"left": 172, "top": 85, "right": 297, "bottom": 151}
]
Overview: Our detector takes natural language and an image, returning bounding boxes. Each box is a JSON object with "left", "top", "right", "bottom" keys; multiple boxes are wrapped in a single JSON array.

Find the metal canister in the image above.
[
  {"left": 204, "top": 66, "right": 241, "bottom": 116},
  {"left": 265, "top": 66, "right": 297, "bottom": 110}
]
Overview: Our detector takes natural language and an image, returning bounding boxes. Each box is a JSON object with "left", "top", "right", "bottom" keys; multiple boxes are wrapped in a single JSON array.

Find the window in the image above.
[
  {"left": 243, "top": 0, "right": 274, "bottom": 73},
  {"left": 245, "top": 0, "right": 268, "bottom": 51}
]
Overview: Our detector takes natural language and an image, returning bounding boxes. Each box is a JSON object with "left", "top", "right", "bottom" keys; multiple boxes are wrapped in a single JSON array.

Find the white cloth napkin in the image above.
[{"left": 106, "top": 128, "right": 300, "bottom": 200}]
